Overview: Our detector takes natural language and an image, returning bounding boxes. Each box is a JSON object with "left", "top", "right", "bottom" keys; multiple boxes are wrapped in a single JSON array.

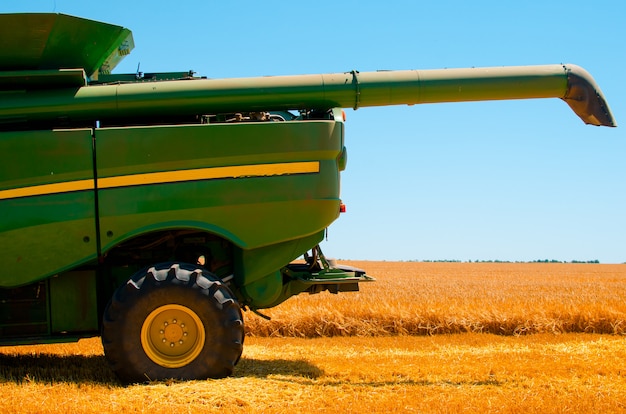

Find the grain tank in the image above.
[{"left": 0, "top": 13, "right": 616, "bottom": 383}]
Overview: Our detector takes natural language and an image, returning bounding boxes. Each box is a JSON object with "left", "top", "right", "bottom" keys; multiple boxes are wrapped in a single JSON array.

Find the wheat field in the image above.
[
  {"left": 246, "top": 261, "right": 626, "bottom": 337},
  {"left": 1, "top": 261, "right": 625, "bottom": 413}
]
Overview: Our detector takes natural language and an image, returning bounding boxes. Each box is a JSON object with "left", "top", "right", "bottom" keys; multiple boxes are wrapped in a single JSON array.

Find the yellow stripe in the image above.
[
  {"left": 0, "top": 180, "right": 93, "bottom": 200},
  {"left": 98, "top": 162, "right": 319, "bottom": 188},
  {"left": 0, "top": 161, "right": 320, "bottom": 200}
]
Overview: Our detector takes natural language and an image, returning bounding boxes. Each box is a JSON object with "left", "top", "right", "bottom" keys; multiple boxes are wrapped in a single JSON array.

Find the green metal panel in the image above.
[
  {"left": 238, "top": 230, "right": 325, "bottom": 308},
  {"left": 0, "top": 129, "right": 97, "bottom": 287},
  {"left": 0, "top": 69, "right": 87, "bottom": 90},
  {"left": 0, "top": 282, "right": 49, "bottom": 338},
  {"left": 0, "top": 13, "right": 133, "bottom": 76},
  {"left": 50, "top": 270, "right": 98, "bottom": 333},
  {"left": 95, "top": 118, "right": 344, "bottom": 288}
]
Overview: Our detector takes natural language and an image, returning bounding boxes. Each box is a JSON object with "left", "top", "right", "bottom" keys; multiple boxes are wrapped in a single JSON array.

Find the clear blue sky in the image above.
[{"left": 5, "top": 1, "right": 624, "bottom": 263}]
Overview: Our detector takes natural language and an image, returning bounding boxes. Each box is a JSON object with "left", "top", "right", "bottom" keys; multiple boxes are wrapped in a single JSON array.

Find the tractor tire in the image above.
[{"left": 102, "top": 262, "right": 244, "bottom": 384}]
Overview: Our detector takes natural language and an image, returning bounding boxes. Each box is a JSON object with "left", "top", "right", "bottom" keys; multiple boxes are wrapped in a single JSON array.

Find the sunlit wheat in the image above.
[
  {"left": 1, "top": 262, "right": 625, "bottom": 413},
  {"left": 245, "top": 262, "right": 626, "bottom": 337}
]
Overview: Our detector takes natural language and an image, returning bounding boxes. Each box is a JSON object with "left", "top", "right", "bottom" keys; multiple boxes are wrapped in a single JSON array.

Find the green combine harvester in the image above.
[{"left": 0, "top": 13, "right": 616, "bottom": 383}]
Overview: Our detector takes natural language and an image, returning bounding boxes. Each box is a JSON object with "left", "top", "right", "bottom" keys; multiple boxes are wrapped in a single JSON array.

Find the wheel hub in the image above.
[
  {"left": 141, "top": 304, "right": 205, "bottom": 368},
  {"left": 163, "top": 320, "right": 184, "bottom": 343}
]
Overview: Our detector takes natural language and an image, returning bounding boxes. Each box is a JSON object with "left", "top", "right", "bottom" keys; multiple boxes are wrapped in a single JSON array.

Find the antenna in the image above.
[{"left": 136, "top": 62, "right": 143, "bottom": 80}]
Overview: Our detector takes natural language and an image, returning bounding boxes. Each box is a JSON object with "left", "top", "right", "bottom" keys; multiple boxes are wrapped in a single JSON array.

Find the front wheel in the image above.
[{"left": 102, "top": 262, "right": 244, "bottom": 383}]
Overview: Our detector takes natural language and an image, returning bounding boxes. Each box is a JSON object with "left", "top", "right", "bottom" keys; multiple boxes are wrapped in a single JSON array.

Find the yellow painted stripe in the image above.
[
  {"left": 0, "top": 179, "right": 93, "bottom": 200},
  {"left": 0, "top": 161, "right": 320, "bottom": 200},
  {"left": 98, "top": 162, "right": 320, "bottom": 189}
]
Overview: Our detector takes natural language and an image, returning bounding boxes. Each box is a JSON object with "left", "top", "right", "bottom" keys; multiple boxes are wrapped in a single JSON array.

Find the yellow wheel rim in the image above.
[{"left": 140, "top": 304, "right": 205, "bottom": 368}]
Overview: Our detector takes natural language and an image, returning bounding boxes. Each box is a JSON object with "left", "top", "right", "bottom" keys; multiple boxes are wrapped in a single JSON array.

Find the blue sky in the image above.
[{"left": 5, "top": 1, "right": 624, "bottom": 262}]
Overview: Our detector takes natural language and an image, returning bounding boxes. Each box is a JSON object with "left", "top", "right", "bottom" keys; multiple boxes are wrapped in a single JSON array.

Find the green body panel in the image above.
[
  {"left": 0, "top": 129, "right": 97, "bottom": 287},
  {"left": 0, "top": 269, "right": 99, "bottom": 342},
  {"left": 0, "top": 281, "right": 49, "bottom": 338},
  {"left": 237, "top": 230, "right": 326, "bottom": 308},
  {"left": 0, "top": 69, "right": 87, "bottom": 90},
  {"left": 0, "top": 118, "right": 344, "bottom": 291},
  {"left": 96, "top": 119, "right": 343, "bottom": 287},
  {"left": 0, "top": 13, "right": 133, "bottom": 76},
  {"left": 50, "top": 270, "right": 98, "bottom": 333}
]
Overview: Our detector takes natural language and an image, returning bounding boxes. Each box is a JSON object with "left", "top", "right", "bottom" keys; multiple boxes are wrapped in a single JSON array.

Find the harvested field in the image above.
[
  {"left": 2, "top": 334, "right": 626, "bottom": 413},
  {"left": 1, "top": 262, "right": 625, "bottom": 413}
]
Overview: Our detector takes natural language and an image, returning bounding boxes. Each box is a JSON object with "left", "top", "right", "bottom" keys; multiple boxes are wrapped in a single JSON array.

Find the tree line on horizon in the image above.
[{"left": 417, "top": 259, "right": 602, "bottom": 264}]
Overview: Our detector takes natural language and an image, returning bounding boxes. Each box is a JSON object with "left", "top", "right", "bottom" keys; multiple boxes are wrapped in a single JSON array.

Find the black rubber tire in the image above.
[{"left": 102, "top": 262, "right": 244, "bottom": 384}]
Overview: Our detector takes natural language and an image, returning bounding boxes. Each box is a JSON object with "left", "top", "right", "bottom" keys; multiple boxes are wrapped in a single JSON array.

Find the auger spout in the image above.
[{"left": 561, "top": 64, "right": 615, "bottom": 127}]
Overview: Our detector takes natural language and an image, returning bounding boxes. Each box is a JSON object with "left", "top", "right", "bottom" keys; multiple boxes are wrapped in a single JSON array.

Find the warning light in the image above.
[{"left": 339, "top": 203, "right": 346, "bottom": 213}]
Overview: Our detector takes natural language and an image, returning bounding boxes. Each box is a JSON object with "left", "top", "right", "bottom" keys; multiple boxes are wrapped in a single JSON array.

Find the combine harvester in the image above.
[{"left": 0, "top": 13, "right": 616, "bottom": 383}]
